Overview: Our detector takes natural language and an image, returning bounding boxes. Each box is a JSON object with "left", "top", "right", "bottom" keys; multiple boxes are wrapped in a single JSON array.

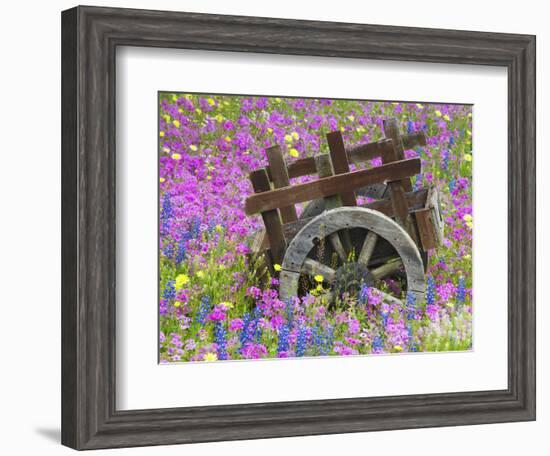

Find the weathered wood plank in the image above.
[
  {"left": 326, "top": 131, "right": 357, "bottom": 206},
  {"left": 282, "top": 188, "right": 428, "bottom": 241},
  {"left": 381, "top": 139, "right": 416, "bottom": 242},
  {"left": 265, "top": 145, "right": 298, "bottom": 222},
  {"left": 383, "top": 118, "right": 413, "bottom": 192},
  {"left": 266, "top": 132, "right": 426, "bottom": 181},
  {"left": 413, "top": 208, "right": 437, "bottom": 251},
  {"left": 249, "top": 169, "right": 286, "bottom": 265},
  {"left": 345, "top": 138, "right": 392, "bottom": 165},
  {"left": 427, "top": 185, "right": 445, "bottom": 246},
  {"left": 245, "top": 158, "right": 421, "bottom": 215},
  {"left": 283, "top": 156, "right": 316, "bottom": 179}
]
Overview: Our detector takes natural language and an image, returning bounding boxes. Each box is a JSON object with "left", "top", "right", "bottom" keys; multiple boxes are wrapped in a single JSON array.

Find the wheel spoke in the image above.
[
  {"left": 302, "top": 258, "right": 336, "bottom": 282},
  {"left": 329, "top": 232, "right": 347, "bottom": 262},
  {"left": 371, "top": 258, "right": 403, "bottom": 280},
  {"left": 358, "top": 231, "right": 378, "bottom": 265}
]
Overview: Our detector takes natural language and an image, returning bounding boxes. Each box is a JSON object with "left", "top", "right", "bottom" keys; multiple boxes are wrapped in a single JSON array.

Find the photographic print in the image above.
[{"left": 158, "top": 93, "right": 472, "bottom": 363}]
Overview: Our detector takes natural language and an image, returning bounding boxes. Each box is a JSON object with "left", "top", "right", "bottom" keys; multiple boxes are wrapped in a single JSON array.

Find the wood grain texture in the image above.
[
  {"left": 265, "top": 145, "right": 298, "bottom": 222},
  {"left": 245, "top": 158, "right": 421, "bottom": 215},
  {"left": 269, "top": 134, "right": 425, "bottom": 180},
  {"left": 383, "top": 118, "right": 413, "bottom": 192},
  {"left": 61, "top": 5, "right": 536, "bottom": 450},
  {"left": 250, "top": 169, "right": 287, "bottom": 265},
  {"left": 381, "top": 137, "right": 416, "bottom": 240},
  {"left": 326, "top": 131, "right": 357, "bottom": 206}
]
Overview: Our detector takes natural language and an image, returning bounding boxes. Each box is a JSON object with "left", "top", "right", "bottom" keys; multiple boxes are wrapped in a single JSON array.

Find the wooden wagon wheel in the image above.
[{"left": 279, "top": 206, "right": 426, "bottom": 306}]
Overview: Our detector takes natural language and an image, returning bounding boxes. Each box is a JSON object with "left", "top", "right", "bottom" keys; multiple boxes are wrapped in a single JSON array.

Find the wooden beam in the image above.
[
  {"left": 383, "top": 118, "right": 413, "bottom": 192},
  {"left": 266, "top": 132, "right": 426, "bottom": 181},
  {"left": 264, "top": 145, "right": 297, "bottom": 222},
  {"left": 326, "top": 131, "right": 356, "bottom": 206},
  {"left": 249, "top": 169, "right": 286, "bottom": 265},
  {"left": 382, "top": 140, "right": 416, "bottom": 241},
  {"left": 245, "top": 158, "right": 421, "bottom": 216}
]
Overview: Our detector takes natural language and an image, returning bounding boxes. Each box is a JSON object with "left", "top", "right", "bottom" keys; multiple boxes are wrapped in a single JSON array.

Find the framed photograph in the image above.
[{"left": 61, "top": 5, "right": 536, "bottom": 450}]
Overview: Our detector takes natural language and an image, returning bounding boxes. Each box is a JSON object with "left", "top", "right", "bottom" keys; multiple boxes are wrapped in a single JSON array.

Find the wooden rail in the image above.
[
  {"left": 245, "top": 157, "right": 421, "bottom": 216},
  {"left": 265, "top": 131, "right": 426, "bottom": 181}
]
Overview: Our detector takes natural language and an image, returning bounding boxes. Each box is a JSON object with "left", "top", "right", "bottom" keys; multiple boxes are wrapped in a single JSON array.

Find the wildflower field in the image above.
[{"left": 159, "top": 93, "right": 473, "bottom": 363}]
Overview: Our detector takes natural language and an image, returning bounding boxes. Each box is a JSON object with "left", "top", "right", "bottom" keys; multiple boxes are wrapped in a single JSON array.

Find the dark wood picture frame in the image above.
[{"left": 61, "top": 5, "right": 536, "bottom": 450}]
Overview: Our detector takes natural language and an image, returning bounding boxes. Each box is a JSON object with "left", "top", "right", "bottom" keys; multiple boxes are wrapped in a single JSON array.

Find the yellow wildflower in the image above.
[
  {"left": 207, "top": 98, "right": 215, "bottom": 106},
  {"left": 291, "top": 131, "right": 299, "bottom": 140},
  {"left": 467, "top": 130, "right": 472, "bottom": 136},
  {"left": 435, "top": 110, "right": 442, "bottom": 117},
  {"left": 267, "top": 127, "right": 273, "bottom": 134},
  {"left": 347, "top": 115, "right": 355, "bottom": 122},
  {"left": 173, "top": 301, "right": 182, "bottom": 308},
  {"left": 314, "top": 275, "right": 324, "bottom": 283},
  {"left": 173, "top": 119, "right": 180, "bottom": 128},
  {"left": 196, "top": 108, "right": 202, "bottom": 114},
  {"left": 163, "top": 114, "right": 170, "bottom": 122},
  {"left": 171, "top": 94, "right": 177, "bottom": 102},
  {"left": 289, "top": 148, "right": 299, "bottom": 158},
  {"left": 316, "top": 284, "right": 323, "bottom": 291},
  {"left": 393, "top": 345, "right": 403, "bottom": 352},
  {"left": 284, "top": 134, "right": 293, "bottom": 142},
  {"left": 171, "top": 153, "right": 182, "bottom": 160},
  {"left": 203, "top": 352, "right": 218, "bottom": 362},
  {"left": 219, "top": 301, "right": 233, "bottom": 310},
  {"left": 416, "top": 103, "right": 424, "bottom": 109},
  {"left": 463, "top": 154, "right": 472, "bottom": 162},
  {"left": 443, "top": 114, "right": 450, "bottom": 121},
  {"left": 159, "top": 177, "right": 165, "bottom": 183},
  {"left": 463, "top": 254, "right": 471, "bottom": 261},
  {"left": 196, "top": 271, "right": 205, "bottom": 279},
  {"left": 446, "top": 302, "right": 455, "bottom": 309},
  {"left": 189, "top": 144, "right": 198, "bottom": 151},
  {"left": 215, "top": 224, "right": 223, "bottom": 233},
  {"left": 274, "top": 264, "right": 282, "bottom": 272},
  {"left": 175, "top": 274, "right": 189, "bottom": 289},
  {"left": 463, "top": 214, "right": 473, "bottom": 223},
  {"left": 275, "top": 97, "right": 281, "bottom": 103},
  {"left": 225, "top": 136, "right": 231, "bottom": 142},
  {"left": 206, "top": 175, "right": 212, "bottom": 180},
  {"left": 159, "top": 131, "right": 165, "bottom": 137},
  {"left": 466, "top": 221, "right": 473, "bottom": 229}
]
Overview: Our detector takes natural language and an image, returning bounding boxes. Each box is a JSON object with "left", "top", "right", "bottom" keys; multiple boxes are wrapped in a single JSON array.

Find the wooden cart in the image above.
[{"left": 244, "top": 119, "right": 444, "bottom": 306}]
